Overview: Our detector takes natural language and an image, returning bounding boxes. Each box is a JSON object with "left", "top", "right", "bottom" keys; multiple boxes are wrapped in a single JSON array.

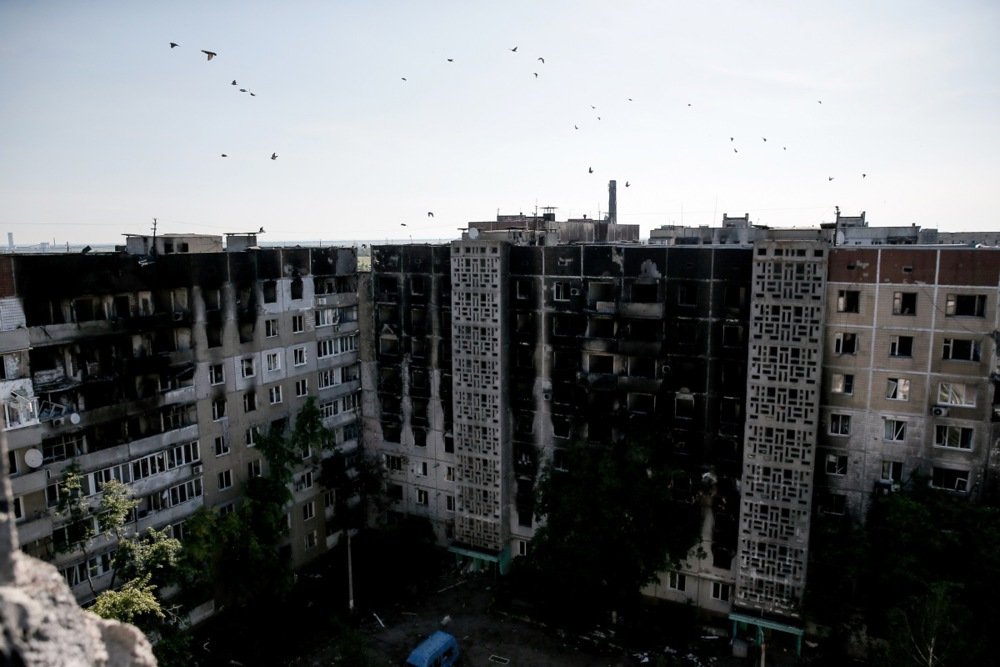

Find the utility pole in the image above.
[{"left": 347, "top": 529, "right": 355, "bottom": 613}]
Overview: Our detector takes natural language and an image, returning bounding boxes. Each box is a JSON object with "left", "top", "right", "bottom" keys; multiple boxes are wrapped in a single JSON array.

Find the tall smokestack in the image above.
[{"left": 608, "top": 180, "right": 617, "bottom": 224}]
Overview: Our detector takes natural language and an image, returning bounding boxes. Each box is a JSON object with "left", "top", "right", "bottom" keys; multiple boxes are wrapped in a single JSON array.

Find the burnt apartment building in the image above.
[
  {"left": 367, "top": 204, "right": 1000, "bottom": 633},
  {"left": 2, "top": 233, "right": 361, "bottom": 602},
  {"left": 366, "top": 207, "right": 753, "bottom": 612}
]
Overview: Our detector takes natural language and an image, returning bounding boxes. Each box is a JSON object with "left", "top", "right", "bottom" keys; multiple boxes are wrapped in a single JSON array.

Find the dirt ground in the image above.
[{"left": 337, "top": 573, "right": 636, "bottom": 667}]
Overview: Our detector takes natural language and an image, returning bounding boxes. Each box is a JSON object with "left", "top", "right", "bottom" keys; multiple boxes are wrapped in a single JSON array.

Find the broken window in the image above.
[
  {"left": 937, "top": 382, "right": 976, "bottom": 407},
  {"left": 942, "top": 338, "right": 980, "bottom": 361},
  {"left": 892, "top": 291, "right": 916, "bottom": 315},
  {"left": 834, "top": 332, "right": 858, "bottom": 355},
  {"left": 945, "top": 293, "right": 986, "bottom": 317},
  {"left": 935, "top": 425, "right": 973, "bottom": 450},
  {"left": 931, "top": 467, "right": 969, "bottom": 492},
  {"left": 886, "top": 377, "right": 910, "bottom": 401},
  {"left": 831, "top": 373, "right": 854, "bottom": 395},
  {"left": 829, "top": 413, "right": 851, "bottom": 436},
  {"left": 675, "top": 390, "right": 695, "bottom": 419},
  {"left": 889, "top": 335, "right": 914, "bottom": 357},
  {"left": 262, "top": 281, "right": 277, "bottom": 304},
  {"left": 883, "top": 419, "right": 906, "bottom": 442},
  {"left": 836, "top": 290, "right": 860, "bottom": 313}
]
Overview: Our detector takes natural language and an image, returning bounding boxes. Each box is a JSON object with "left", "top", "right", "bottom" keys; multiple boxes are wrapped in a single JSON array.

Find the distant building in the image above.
[{"left": 3, "top": 234, "right": 361, "bottom": 602}]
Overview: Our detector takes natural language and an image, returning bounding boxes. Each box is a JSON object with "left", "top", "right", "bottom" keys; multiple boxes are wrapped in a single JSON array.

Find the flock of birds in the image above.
[
  {"left": 168, "top": 42, "right": 275, "bottom": 161},
  {"left": 399, "top": 45, "right": 867, "bottom": 186},
  {"left": 167, "top": 38, "right": 867, "bottom": 228}
]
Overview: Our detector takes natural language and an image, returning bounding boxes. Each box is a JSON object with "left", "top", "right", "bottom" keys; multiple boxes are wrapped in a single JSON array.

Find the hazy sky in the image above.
[{"left": 1, "top": 1, "right": 998, "bottom": 246}]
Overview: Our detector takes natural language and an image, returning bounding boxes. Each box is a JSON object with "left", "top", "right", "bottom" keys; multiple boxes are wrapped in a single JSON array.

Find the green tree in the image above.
[
  {"left": 90, "top": 574, "right": 164, "bottom": 625},
  {"left": 517, "top": 436, "right": 702, "bottom": 629}
]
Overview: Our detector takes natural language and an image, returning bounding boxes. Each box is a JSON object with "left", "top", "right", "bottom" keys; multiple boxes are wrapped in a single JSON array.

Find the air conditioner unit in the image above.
[
  {"left": 932, "top": 406, "right": 949, "bottom": 417},
  {"left": 51, "top": 417, "right": 64, "bottom": 427},
  {"left": 192, "top": 464, "right": 203, "bottom": 475}
]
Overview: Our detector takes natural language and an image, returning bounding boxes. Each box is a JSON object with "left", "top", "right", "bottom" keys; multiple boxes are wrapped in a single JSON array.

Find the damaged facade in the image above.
[
  {"left": 366, "top": 207, "right": 1000, "bottom": 627},
  {"left": 3, "top": 234, "right": 361, "bottom": 602}
]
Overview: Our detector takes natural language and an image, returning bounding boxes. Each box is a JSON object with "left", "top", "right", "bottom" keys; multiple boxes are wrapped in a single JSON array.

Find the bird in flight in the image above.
[
  {"left": 818, "top": 100, "right": 823, "bottom": 104},
  {"left": 828, "top": 176, "right": 834, "bottom": 181},
  {"left": 239, "top": 88, "right": 247, "bottom": 93},
  {"left": 734, "top": 148, "right": 738, "bottom": 153},
  {"left": 730, "top": 137, "right": 734, "bottom": 141},
  {"left": 588, "top": 167, "right": 593, "bottom": 174},
  {"left": 201, "top": 50, "right": 217, "bottom": 61},
  {"left": 271, "top": 153, "right": 278, "bottom": 160},
  {"left": 627, "top": 98, "right": 632, "bottom": 102},
  {"left": 447, "top": 58, "right": 454, "bottom": 62},
  {"left": 401, "top": 77, "right": 407, "bottom": 81},
  {"left": 625, "top": 181, "right": 630, "bottom": 187},
  {"left": 258, "top": 226, "right": 265, "bottom": 233},
  {"left": 401, "top": 223, "right": 407, "bottom": 227},
  {"left": 249, "top": 92, "right": 255, "bottom": 96},
  {"left": 169, "top": 42, "right": 179, "bottom": 48},
  {"left": 511, "top": 46, "right": 518, "bottom": 52},
  {"left": 574, "top": 125, "right": 579, "bottom": 130},
  {"left": 221, "top": 154, "right": 228, "bottom": 158},
  {"left": 762, "top": 137, "right": 767, "bottom": 142},
  {"left": 862, "top": 173, "right": 867, "bottom": 179},
  {"left": 231, "top": 80, "right": 237, "bottom": 85},
  {"left": 533, "top": 72, "right": 538, "bottom": 78},
  {"left": 537, "top": 57, "right": 545, "bottom": 63},
  {"left": 427, "top": 212, "right": 434, "bottom": 218}
]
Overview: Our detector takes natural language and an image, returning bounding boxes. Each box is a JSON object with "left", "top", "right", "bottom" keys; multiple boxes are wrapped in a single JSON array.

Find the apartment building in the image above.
[
  {"left": 367, "top": 212, "right": 752, "bottom": 607},
  {"left": 367, "top": 206, "right": 1000, "bottom": 631},
  {"left": 818, "top": 246, "right": 1000, "bottom": 515},
  {"left": 3, "top": 235, "right": 361, "bottom": 601}
]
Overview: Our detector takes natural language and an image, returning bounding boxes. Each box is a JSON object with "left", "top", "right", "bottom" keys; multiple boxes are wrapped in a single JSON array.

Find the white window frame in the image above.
[
  {"left": 241, "top": 357, "right": 256, "bottom": 378},
  {"left": 269, "top": 385, "right": 283, "bottom": 405},
  {"left": 292, "top": 314, "right": 305, "bottom": 333},
  {"left": 293, "top": 346, "right": 307, "bottom": 367},
  {"left": 295, "top": 379, "right": 309, "bottom": 397},
  {"left": 884, "top": 418, "right": 906, "bottom": 442},
  {"left": 217, "top": 469, "right": 233, "bottom": 491},
  {"left": 265, "top": 318, "right": 279, "bottom": 338},
  {"left": 886, "top": 377, "right": 910, "bottom": 401},
  {"left": 209, "top": 363, "right": 225, "bottom": 385}
]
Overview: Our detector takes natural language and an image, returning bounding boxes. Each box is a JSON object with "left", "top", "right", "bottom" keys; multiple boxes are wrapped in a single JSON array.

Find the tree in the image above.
[
  {"left": 90, "top": 574, "right": 164, "bottom": 626},
  {"left": 515, "top": 436, "right": 702, "bottom": 629}
]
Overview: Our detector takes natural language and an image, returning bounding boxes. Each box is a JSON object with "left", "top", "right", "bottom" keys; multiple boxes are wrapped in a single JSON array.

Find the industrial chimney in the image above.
[{"left": 608, "top": 180, "right": 617, "bottom": 225}]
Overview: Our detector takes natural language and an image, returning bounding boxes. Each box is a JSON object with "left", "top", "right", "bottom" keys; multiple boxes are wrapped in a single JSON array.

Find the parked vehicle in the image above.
[{"left": 405, "top": 631, "right": 460, "bottom": 667}]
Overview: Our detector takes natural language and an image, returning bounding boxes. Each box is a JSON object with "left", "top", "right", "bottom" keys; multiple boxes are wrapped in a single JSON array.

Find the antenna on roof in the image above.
[{"left": 151, "top": 218, "right": 158, "bottom": 257}]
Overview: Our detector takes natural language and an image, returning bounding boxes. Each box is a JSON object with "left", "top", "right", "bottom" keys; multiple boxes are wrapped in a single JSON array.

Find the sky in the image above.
[{"left": 1, "top": 0, "right": 998, "bottom": 246}]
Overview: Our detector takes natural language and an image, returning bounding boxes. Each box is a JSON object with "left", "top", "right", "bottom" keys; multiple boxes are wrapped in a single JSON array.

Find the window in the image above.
[
  {"left": 320, "top": 399, "right": 338, "bottom": 419},
  {"left": 266, "top": 352, "right": 280, "bottom": 372},
  {"left": 302, "top": 501, "right": 315, "bottom": 521},
  {"left": 209, "top": 363, "right": 225, "bottom": 385},
  {"left": 445, "top": 465, "right": 455, "bottom": 482},
  {"left": 295, "top": 470, "right": 313, "bottom": 491},
  {"left": 13, "top": 495, "right": 23, "bottom": 521},
  {"left": 886, "top": 378, "right": 910, "bottom": 401},
  {"left": 293, "top": 346, "right": 307, "bottom": 366},
  {"left": 889, "top": 335, "right": 914, "bottom": 358},
  {"left": 324, "top": 490, "right": 336, "bottom": 509},
  {"left": 214, "top": 435, "right": 229, "bottom": 457},
  {"left": 241, "top": 357, "right": 256, "bottom": 378},
  {"left": 269, "top": 385, "right": 283, "bottom": 404},
  {"left": 318, "top": 368, "right": 341, "bottom": 389},
  {"left": 317, "top": 338, "right": 335, "bottom": 358},
  {"left": 834, "top": 332, "right": 858, "bottom": 355},
  {"left": 265, "top": 319, "right": 279, "bottom": 337},
  {"left": 667, "top": 572, "right": 687, "bottom": 592},
  {"left": 881, "top": 460, "right": 903, "bottom": 483},
  {"left": 305, "top": 530, "right": 318, "bottom": 551},
  {"left": 943, "top": 338, "right": 981, "bottom": 362},
  {"left": 893, "top": 291, "right": 916, "bottom": 315},
  {"left": 945, "top": 294, "right": 986, "bottom": 317},
  {"left": 829, "top": 414, "right": 851, "bottom": 436},
  {"left": 384, "top": 454, "right": 403, "bottom": 472},
  {"left": 831, "top": 373, "right": 854, "bottom": 395},
  {"left": 337, "top": 335, "right": 358, "bottom": 354},
  {"left": 711, "top": 582, "right": 731, "bottom": 602},
  {"left": 295, "top": 379, "right": 309, "bottom": 397},
  {"left": 218, "top": 502, "right": 235, "bottom": 517},
  {"left": 416, "top": 489, "right": 429, "bottom": 506},
  {"left": 245, "top": 425, "right": 262, "bottom": 447},
  {"left": 935, "top": 425, "right": 974, "bottom": 450},
  {"left": 931, "top": 467, "right": 969, "bottom": 492},
  {"left": 262, "top": 281, "right": 277, "bottom": 303},
  {"left": 417, "top": 461, "right": 428, "bottom": 476},
  {"left": 825, "top": 453, "right": 848, "bottom": 475},
  {"left": 446, "top": 495, "right": 455, "bottom": 511},
  {"left": 212, "top": 398, "right": 227, "bottom": 421},
  {"left": 938, "top": 383, "right": 976, "bottom": 407},
  {"left": 837, "top": 290, "right": 860, "bottom": 313},
  {"left": 554, "top": 282, "right": 570, "bottom": 301},
  {"left": 243, "top": 391, "right": 257, "bottom": 412},
  {"left": 315, "top": 308, "right": 338, "bottom": 327},
  {"left": 292, "top": 314, "right": 304, "bottom": 333},
  {"left": 820, "top": 493, "right": 847, "bottom": 515},
  {"left": 247, "top": 459, "right": 262, "bottom": 478},
  {"left": 518, "top": 540, "right": 528, "bottom": 557},
  {"left": 677, "top": 283, "right": 697, "bottom": 306},
  {"left": 884, "top": 419, "right": 906, "bottom": 442},
  {"left": 217, "top": 469, "right": 233, "bottom": 491}
]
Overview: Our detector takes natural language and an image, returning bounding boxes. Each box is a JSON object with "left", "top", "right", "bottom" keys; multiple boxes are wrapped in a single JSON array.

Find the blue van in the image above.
[{"left": 405, "top": 630, "right": 460, "bottom": 667}]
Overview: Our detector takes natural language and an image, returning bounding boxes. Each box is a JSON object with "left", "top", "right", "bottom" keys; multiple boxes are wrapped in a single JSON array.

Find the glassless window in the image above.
[
  {"left": 886, "top": 378, "right": 910, "bottom": 400},
  {"left": 831, "top": 373, "right": 854, "bottom": 395}
]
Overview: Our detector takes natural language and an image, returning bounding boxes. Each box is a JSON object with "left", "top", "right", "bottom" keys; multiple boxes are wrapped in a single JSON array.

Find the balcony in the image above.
[
  {"left": 619, "top": 302, "right": 664, "bottom": 319},
  {"left": 10, "top": 468, "right": 47, "bottom": 496},
  {"left": 135, "top": 495, "right": 204, "bottom": 533},
  {"left": 16, "top": 512, "right": 53, "bottom": 544},
  {"left": 589, "top": 301, "right": 618, "bottom": 314}
]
